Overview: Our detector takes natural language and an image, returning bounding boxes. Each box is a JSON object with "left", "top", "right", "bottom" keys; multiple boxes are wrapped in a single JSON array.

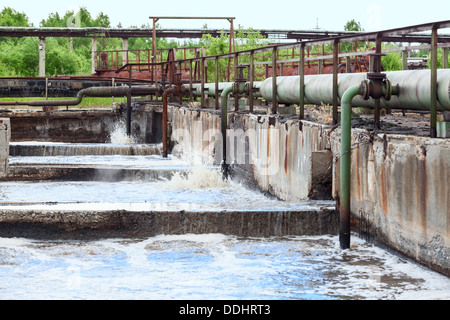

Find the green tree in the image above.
[
  {"left": 344, "top": 19, "right": 363, "bottom": 32},
  {"left": 341, "top": 19, "right": 364, "bottom": 52},
  {"left": 0, "top": 7, "right": 31, "bottom": 27}
]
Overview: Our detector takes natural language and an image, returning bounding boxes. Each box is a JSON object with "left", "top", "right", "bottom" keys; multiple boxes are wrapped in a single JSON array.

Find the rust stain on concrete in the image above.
[
  {"left": 284, "top": 131, "right": 289, "bottom": 175},
  {"left": 355, "top": 146, "right": 361, "bottom": 202}
]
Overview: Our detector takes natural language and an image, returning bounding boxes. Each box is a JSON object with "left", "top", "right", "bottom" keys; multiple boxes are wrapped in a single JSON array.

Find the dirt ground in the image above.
[{"left": 295, "top": 105, "right": 438, "bottom": 137}]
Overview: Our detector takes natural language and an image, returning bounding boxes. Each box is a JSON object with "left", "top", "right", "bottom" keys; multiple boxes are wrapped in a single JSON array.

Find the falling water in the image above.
[{"left": 109, "top": 121, "right": 136, "bottom": 144}]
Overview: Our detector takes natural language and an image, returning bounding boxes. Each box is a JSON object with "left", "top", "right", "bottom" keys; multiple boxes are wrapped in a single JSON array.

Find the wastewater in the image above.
[{"left": 0, "top": 125, "right": 449, "bottom": 300}]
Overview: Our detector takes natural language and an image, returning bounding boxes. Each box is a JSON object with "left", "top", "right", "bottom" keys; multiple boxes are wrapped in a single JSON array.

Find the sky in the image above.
[{"left": 1, "top": 0, "right": 449, "bottom": 33}]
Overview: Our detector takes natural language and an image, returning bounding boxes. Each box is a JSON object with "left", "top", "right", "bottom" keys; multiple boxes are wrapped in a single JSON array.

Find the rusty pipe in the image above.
[
  {"left": 0, "top": 85, "right": 159, "bottom": 107},
  {"left": 220, "top": 85, "right": 234, "bottom": 180},
  {"left": 162, "top": 87, "right": 174, "bottom": 158}
]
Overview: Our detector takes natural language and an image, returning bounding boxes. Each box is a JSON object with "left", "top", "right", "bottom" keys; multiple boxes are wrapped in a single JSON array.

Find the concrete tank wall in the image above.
[
  {"left": 330, "top": 129, "right": 450, "bottom": 276},
  {"left": 170, "top": 105, "right": 449, "bottom": 276},
  {"left": 170, "top": 106, "right": 333, "bottom": 201},
  {"left": 4, "top": 108, "right": 160, "bottom": 144}
]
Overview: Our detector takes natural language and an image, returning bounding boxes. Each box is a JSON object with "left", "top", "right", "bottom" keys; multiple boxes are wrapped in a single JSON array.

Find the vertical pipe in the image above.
[
  {"left": 299, "top": 43, "right": 305, "bottom": 120},
  {"left": 126, "top": 66, "right": 132, "bottom": 137},
  {"left": 340, "top": 85, "right": 361, "bottom": 250},
  {"left": 162, "top": 87, "right": 174, "bottom": 158},
  {"left": 332, "top": 39, "right": 339, "bottom": 125},
  {"left": 272, "top": 46, "right": 278, "bottom": 114},
  {"left": 374, "top": 99, "right": 381, "bottom": 130},
  {"left": 221, "top": 86, "right": 234, "bottom": 180},
  {"left": 430, "top": 25, "right": 438, "bottom": 138}
]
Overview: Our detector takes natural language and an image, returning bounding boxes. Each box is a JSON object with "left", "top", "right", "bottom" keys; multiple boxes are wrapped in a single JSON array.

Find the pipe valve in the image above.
[{"left": 360, "top": 73, "right": 395, "bottom": 101}]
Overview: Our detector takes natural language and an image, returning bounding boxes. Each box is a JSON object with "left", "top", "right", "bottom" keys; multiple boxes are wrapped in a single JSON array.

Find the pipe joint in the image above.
[
  {"left": 232, "top": 82, "right": 247, "bottom": 95},
  {"left": 360, "top": 75, "right": 396, "bottom": 101}
]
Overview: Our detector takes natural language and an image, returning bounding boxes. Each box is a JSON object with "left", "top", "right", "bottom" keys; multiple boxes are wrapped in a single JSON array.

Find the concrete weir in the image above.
[{"left": 0, "top": 110, "right": 337, "bottom": 242}]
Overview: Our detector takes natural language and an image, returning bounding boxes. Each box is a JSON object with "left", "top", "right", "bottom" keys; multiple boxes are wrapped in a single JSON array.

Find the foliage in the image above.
[
  {"left": 200, "top": 27, "right": 269, "bottom": 81},
  {"left": 0, "top": 7, "right": 31, "bottom": 27},
  {"left": 344, "top": 19, "right": 363, "bottom": 32},
  {"left": 381, "top": 51, "right": 403, "bottom": 71},
  {"left": 3, "top": 9, "right": 443, "bottom": 80}
]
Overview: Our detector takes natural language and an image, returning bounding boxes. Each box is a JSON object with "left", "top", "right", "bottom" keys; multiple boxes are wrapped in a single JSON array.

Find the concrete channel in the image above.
[
  {"left": 0, "top": 102, "right": 449, "bottom": 299},
  {"left": 0, "top": 100, "right": 448, "bottom": 279},
  {"left": 0, "top": 107, "right": 338, "bottom": 241}
]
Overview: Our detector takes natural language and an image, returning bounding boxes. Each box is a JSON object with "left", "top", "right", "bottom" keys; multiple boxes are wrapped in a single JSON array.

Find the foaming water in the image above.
[
  {"left": 109, "top": 121, "right": 136, "bottom": 144},
  {"left": 167, "top": 165, "right": 230, "bottom": 189},
  {"left": 0, "top": 234, "right": 449, "bottom": 300},
  {"left": 4, "top": 144, "right": 450, "bottom": 300}
]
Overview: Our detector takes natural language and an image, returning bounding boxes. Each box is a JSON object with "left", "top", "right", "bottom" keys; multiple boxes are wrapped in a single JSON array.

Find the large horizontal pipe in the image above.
[
  {"left": 0, "top": 85, "right": 159, "bottom": 107},
  {"left": 187, "top": 70, "right": 450, "bottom": 112},
  {"left": 258, "top": 70, "right": 450, "bottom": 111}
]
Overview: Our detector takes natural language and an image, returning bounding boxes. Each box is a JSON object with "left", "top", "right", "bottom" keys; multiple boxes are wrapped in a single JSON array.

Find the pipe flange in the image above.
[
  {"left": 383, "top": 79, "right": 392, "bottom": 101},
  {"left": 360, "top": 80, "right": 371, "bottom": 100}
]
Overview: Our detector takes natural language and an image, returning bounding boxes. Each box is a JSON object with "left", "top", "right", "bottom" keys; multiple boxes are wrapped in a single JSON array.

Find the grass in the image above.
[{"left": 0, "top": 97, "right": 126, "bottom": 108}]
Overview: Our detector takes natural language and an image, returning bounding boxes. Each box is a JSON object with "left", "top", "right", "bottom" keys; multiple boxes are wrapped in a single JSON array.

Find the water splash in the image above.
[
  {"left": 109, "top": 122, "right": 136, "bottom": 144},
  {"left": 167, "top": 165, "right": 230, "bottom": 189}
]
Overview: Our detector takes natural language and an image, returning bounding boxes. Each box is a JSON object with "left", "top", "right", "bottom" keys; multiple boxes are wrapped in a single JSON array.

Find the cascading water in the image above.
[{"left": 2, "top": 132, "right": 450, "bottom": 300}]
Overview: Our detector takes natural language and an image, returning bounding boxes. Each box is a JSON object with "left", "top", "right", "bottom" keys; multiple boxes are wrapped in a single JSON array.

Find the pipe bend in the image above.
[{"left": 339, "top": 84, "right": 362, "bottom": 250}]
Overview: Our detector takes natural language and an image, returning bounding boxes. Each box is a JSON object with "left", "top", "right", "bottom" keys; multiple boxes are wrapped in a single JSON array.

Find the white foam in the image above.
[
  {"left": 1, "top": 234, "right": 449, "bottom": 300},
  {"left": 166, "top": 164, "right": 230, "bottom": 189}
]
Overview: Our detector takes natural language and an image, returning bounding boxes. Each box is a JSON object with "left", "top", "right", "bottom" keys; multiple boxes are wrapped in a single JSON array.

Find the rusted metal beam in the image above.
[{"left": 1, "top": 26, "right": 450, "bottom": 43}]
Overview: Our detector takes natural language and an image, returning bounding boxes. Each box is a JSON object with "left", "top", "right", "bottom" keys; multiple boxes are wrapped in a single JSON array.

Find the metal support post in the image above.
[
  {"left": 272, "top": 46, "right": 278, "bottom": 114},
  {"left": 215, "top": 57, "right": 219, "bottom": 110},
  {"left": 443, "top": 48, "right": 449, "bottom": 69},
  {"left": 430, "top": 25, "right": 438, "bottom": 138},
  {"left": 299, "top": 43, "right": 305, "bottom": 120},
  {"left": 201, "top": 56, "right": 205, "bottom": 108},
  {"left": 249, "top": 50, "right": 254, "bottom": 113},
  {"left": 332, "top": 39, "right": 339, "bottom": 125}
]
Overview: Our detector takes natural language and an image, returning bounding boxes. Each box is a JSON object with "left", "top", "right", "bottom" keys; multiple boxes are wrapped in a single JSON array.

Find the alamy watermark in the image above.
[
  {"left": 66, "top": 10, "right": 81, "bottom": 28},
  {"left": 171, "top": 122, "right": 283, "bottom": 176}
]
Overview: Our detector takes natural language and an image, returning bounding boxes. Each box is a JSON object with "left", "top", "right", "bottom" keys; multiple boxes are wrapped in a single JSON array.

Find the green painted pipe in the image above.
[
  {"left": 340, "top": 85, "right": 362, "bottom": 250},
  {"left": 220, "top": 85, "right": 234, "bottom": 179}
]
